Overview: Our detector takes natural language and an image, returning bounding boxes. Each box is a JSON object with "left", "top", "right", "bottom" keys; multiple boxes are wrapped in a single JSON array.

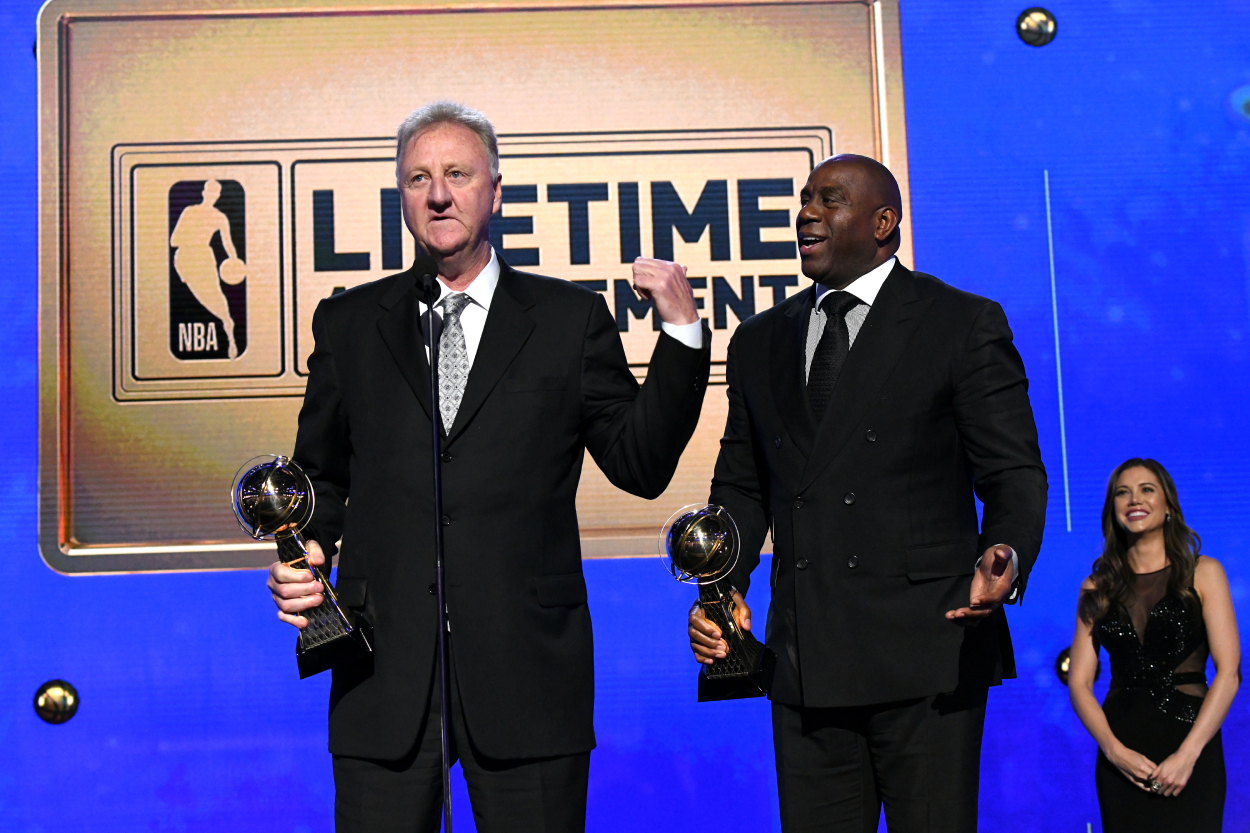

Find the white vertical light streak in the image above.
[
  {"left": 873, "top": 1, "right": 890, "bottom": 169},
  {"left": 1045, "top": 169, "right": 1072, "bottom": 532}
]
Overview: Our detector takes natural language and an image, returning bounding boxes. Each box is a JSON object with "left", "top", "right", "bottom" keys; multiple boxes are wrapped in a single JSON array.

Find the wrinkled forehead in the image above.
[{"left": 402, "top": 122, "right": 491, "bottom": 168}]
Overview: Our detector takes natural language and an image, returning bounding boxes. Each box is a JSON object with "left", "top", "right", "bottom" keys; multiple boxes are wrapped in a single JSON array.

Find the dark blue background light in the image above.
[{"left": 2, "top": 2, "right": 1248, "bottom": 830}]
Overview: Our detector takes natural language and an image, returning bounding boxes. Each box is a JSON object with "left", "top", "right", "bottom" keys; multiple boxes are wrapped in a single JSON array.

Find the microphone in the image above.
[
  {"left": 410, "top": 246, "right": 454, "bottom": 831},
  {"left": 413, "top": 252, "right": 441, "bottom": 306}
]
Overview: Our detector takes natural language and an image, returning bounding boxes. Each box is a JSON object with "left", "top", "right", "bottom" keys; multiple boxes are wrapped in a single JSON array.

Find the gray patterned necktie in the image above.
[{"left": 438, "top": 292, "right": 472, "bottom": 431}]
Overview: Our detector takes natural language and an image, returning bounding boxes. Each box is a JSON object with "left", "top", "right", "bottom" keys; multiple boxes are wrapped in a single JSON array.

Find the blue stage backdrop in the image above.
[{"left": 3, "top": 1, "right": 1250, "bottom": 831}]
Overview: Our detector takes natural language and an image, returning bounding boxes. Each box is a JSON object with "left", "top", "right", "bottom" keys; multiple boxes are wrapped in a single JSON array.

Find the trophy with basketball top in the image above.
[
  {"left": 660, "top": 504, "right": 772, "bottom": 700},
  {"left": 231, "top": 455, "right": 372, "bottom": 678}
]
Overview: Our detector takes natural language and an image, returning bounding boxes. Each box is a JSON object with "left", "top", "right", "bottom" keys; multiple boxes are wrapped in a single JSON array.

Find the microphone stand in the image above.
[{"left": 419, "top": 266, "right": 454, "bottom": 833}]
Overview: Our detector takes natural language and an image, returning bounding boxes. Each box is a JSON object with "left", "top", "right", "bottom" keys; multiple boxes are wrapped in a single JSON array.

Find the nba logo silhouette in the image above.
[
  {"left": 168, "top": 179, "right": 248, "bottom": 360},
  {"left": 114, "top": 154, "right": 285, "bottom": 400}
]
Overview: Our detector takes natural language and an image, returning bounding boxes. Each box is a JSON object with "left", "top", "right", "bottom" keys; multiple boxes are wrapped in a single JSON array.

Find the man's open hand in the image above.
[
  {"left": 688, "top": 590, "right": 752, "bottom": 664},
  {"left": 267, "top": 539, "right": 326, "bottom": 629},
  {"left": 632, "top": 257, "right": 698, "bottom": 326},
  {"left": 945, "top": 544, "right": 1015, "bottom": 622}
]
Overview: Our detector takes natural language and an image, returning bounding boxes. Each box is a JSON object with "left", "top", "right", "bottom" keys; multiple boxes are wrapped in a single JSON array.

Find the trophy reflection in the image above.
[
  {"left": 661, "top": 504, "right": 771, "bottom": 700},
  {"left": 232, "top": 455, "right": 371, "bottom": 678}
]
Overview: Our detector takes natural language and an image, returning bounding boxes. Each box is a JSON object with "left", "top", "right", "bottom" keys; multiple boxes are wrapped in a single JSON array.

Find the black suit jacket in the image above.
[
  {"left": 293, "top": 258, "right": 710, "bottom": 760},
  {"left": 712, "top": 262, "right": 1046, "bottom": 707}
]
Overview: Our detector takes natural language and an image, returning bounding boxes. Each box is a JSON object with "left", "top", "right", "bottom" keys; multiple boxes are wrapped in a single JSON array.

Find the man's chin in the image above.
[
  {"left": 799, "top": 258, "right": 829, "bottom": 282},
  {"left": 420, "top": 236, "right": 472, "bottom": 260}
]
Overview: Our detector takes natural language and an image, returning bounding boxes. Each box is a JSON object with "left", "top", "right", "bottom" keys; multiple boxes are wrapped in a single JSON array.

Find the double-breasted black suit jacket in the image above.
[
  {"left": 293, "top": 258, "right": 710, "bottom": 760},
  {"left": 712, "top": 262, "right": 1047, "bottom": 707}
]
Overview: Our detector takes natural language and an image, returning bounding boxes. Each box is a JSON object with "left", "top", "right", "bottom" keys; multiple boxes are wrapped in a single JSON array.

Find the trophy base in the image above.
[
  {"left": 697, "top": 650, "right": 775, "bottom": 702},
  {"left": 273, "top": 530, "right": 374, "bottom": 678},
  {"left": 297, "top": 617, "right": 373, "bottom": 679},
  {"left": 695, "top": 581, "right": 775, "bottom": 701}
]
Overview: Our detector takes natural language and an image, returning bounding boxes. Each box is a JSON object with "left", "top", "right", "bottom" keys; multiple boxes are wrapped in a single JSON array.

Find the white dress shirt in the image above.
[
  {"left": 804, "top": 256, "right": 896, "bottom": 382},
  {"left": 418, "top": 248, "right": 703, "bottom": 363},
  {"left": 801, "top": 256, "right": 1018, "bottom": 593}
]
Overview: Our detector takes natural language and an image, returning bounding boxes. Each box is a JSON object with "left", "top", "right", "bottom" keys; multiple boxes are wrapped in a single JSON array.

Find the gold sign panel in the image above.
[{"left": 39, "top": 0, "right": 911, "bottom": 573}]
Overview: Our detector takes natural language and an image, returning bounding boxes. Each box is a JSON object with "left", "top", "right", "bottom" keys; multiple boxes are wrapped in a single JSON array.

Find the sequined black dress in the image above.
[{"left": 1093, "top": 565, "right": 1225, "bottom": 832}]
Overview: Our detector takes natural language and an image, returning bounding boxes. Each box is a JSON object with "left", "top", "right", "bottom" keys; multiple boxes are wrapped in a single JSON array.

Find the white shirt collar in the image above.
[
  {"left": 424, "top": 247, "right": 501, "bottom": 311},
  {"left": 814, "top": 256, "right": 897, "bottom": 308}
]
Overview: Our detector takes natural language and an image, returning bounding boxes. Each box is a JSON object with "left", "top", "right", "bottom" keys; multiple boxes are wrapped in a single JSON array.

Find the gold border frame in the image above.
[{"left": 37, "top": 0, "right": 910, "bottom": 574}]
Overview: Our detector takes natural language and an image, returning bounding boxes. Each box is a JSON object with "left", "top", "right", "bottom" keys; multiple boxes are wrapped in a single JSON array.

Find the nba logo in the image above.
[
  {"left": 116, "top": 156, "right": 284, "bottom": 400},
  {"left": 168, "top": 179, "right": 248, "bottom": 360}
]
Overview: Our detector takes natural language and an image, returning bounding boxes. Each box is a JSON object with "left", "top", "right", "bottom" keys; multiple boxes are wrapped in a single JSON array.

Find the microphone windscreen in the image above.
[
  {"left": 413, "top": 252, "right": 440, "bottom": 302},
  {"left": 413, "top": 251, "right": 439, "bottom": 280}
]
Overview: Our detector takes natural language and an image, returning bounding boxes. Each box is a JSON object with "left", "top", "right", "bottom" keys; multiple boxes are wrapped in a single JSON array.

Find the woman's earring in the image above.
[{"left": 1165, "top": 513, "right": 1171, "bottom": 524}]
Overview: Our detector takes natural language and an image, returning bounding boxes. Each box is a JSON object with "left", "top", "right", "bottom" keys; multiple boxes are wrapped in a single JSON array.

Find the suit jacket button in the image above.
[
  {"left": 796, "top": 558, "right": 809, "bottom": 570},
  {"left": 793, "top": 497, "right": 804, "bottom": 509},
  {"left": 428, "top": 583, "right": 437, "bottom": 595},
  {"left": 847, "top": 556, "right": 859, "bottom": 569},
  {"left": 865, "top": 430, "right": 877, "bottom": 442},
  {"left": 440, "top": 451, "right": 453, "bottom": 463},
  {"left": 775, "top": 436, "right": 782, "bottom": 448},
  {"left": 843, "top": 492, "right": 856, "bottom": 505},
  {"left": 442, "top": 515, "right": 451, "bottom": 526}
]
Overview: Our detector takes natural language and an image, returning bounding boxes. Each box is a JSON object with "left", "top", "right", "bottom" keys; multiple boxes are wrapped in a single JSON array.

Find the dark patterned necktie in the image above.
[
  {"left": 807, "top": 291, "right": 861, "bottom": 422},
  {"left": 438, "top": 293, "right": 472, "bottom": 431}
]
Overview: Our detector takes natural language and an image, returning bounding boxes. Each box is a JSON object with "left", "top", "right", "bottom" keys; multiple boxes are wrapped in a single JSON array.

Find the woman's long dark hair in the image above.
[{"left": 1078, "top": 458, "right": 1202, "bottom": 625}]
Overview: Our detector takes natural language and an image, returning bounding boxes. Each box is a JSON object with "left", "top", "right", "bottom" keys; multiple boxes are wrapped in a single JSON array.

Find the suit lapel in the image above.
[
  {"left": 375, "top": 266, "right": 433, "bottom": 420},
  {"left": 770, "top": 285, "right": 817, "bottom": 457},
  {"left": 798, "top": 263, "right": 931, "bottom": 492},
  {"left": 445, "top": 265, "right": 536, "bottom": 445}
]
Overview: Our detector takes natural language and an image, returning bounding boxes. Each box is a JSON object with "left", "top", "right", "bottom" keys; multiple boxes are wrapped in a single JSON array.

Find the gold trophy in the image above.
[
  {"left": 661, "top": 504, "right": 772, "bottom": 700},
  {"left": 232, "top": 455, "right": 371, "bottom": 678}
]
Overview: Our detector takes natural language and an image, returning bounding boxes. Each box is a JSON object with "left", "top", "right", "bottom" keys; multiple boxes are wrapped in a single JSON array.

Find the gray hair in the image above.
[{"left": 395, "top": 101, "right": 499, "bottom": 178}]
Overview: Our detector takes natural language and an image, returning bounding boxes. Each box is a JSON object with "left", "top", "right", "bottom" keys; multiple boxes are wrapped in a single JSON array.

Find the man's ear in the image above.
[
  {"left": 875, "top": 206, "right": 900, "bottom": 243},
  {"left": 492, "top": 173, "right": 503, "bottom": 215}
]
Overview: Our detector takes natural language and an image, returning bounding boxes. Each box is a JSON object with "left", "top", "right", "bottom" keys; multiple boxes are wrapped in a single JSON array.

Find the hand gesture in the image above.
[
  {"left": 946, "top": 544, "right": 1015, "bottom": 621},
  {"left": 1105, "top": 744, "right": 1160, "bottom": 792},
  {"left": 266, "top": 539, "right": 326, "bottom": 630},
  {"left": 688, "top": 591, "right": 752, "bottom": 665},
  {"left": 1148, "top": 749, "right": 1197, "bottom": 797},
  {"left": 632, "top": 257, "right": 698, "bottom": 326}
]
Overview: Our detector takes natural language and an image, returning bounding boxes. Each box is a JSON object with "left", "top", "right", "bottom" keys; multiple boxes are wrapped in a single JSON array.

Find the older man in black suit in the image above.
[
  {"left": 269, "top": 101, "right": 711, "bottom": 832},
  {"left": 689, "top": 155, "right": 1047, "bottom": 832}
]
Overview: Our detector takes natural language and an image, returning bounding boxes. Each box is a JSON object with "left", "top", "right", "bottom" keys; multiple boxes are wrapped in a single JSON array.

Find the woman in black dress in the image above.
[{"left": 1069, "top": 458, "right": 1240, "bottom": 832}]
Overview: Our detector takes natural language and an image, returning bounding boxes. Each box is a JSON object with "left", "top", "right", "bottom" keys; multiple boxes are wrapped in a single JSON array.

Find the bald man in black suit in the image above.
[{"left": 689, "top": 155, "right": 1047, "bottom": 832}]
